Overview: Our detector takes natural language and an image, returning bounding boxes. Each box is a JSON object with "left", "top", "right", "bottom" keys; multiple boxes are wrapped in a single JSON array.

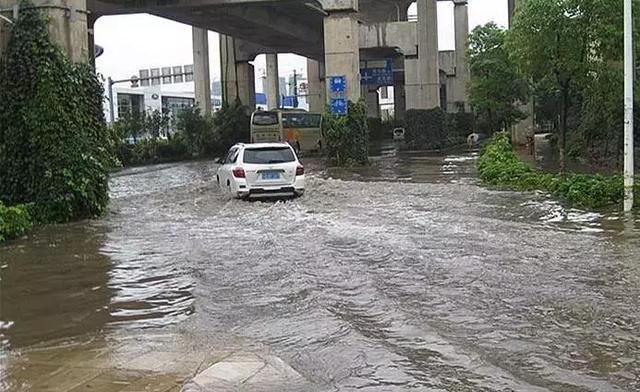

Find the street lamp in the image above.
[{"left": 624, "top": 0, "right": 635, "bottom": 212}]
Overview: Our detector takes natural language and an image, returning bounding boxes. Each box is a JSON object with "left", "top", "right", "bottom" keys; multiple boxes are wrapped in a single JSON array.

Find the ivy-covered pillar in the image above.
[{"left": 0, "top": 0, "right": 89, "bottom": 63}]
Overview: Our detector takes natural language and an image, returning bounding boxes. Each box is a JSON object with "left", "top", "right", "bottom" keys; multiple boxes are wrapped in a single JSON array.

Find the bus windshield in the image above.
[
  {"left": 252, "top": 112, "right": 279, "bottom": 126},
  {"left": 282, "top": 113, "right": 322, "bottom": 129}
]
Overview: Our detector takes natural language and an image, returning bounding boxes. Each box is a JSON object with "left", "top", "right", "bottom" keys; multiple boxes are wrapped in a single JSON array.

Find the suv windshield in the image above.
[
  {"left": 243, "top": 147, "right": 295, "bottom": 164},
  {"left": 252, "top": 112, "right": 279, "bottom": 126}
]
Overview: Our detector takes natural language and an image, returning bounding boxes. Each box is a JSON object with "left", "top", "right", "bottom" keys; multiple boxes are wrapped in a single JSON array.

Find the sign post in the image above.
[{"left": 624, "top": 0, "right": 634, "bottom": 212}]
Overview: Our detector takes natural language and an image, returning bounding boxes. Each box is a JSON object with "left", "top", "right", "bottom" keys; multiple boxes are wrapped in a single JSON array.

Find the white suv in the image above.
[{"left": 216, "top": 143, "right": 305, "bottom": 199}]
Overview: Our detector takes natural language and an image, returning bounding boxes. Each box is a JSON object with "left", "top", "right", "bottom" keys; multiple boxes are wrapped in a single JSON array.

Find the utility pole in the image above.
[
  {"left": 292, "top": 69, "right": 298, "bottom": 99},
  {"left": 624, "top": 0, "right": 635, "bottom": 212}
]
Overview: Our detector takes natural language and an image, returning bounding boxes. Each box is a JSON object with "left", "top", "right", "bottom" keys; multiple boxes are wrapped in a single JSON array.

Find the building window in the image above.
[
  {"left": 380, "top": 86, "right": 388, "bottom": 100},
  {"left": 117, "top": 93, "right": 143, "bottom": 117},
  {"left": 162, "top": 96, "right": 195, "bottom": 119}
]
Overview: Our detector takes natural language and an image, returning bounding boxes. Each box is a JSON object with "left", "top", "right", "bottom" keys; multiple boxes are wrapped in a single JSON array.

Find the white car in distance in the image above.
[{"left": 216, "top": 143, "right": 305, "bottom": 199}]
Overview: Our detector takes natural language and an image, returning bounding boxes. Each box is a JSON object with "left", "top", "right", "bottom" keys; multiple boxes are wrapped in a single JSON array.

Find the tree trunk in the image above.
[
  {"left": 558, "top": 86, "right": 569, "bottom": 174},
  {"left": 488, "top": 109, "right": 494, "bottom": 135}
]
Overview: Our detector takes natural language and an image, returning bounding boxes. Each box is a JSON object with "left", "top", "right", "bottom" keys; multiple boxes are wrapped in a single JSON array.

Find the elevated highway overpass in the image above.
[{"left": 1, "top": 0, "right": 517, "bottom": 118}]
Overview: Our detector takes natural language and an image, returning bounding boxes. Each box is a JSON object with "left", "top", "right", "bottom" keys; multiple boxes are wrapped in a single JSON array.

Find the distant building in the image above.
[{"left": 106, "top": 83, "right": 265, "bottom": 127}]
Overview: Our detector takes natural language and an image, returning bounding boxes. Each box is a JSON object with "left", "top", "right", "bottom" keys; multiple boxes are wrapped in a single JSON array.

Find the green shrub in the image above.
[
  {"left": 116, "top": 137, "right": 190, "bottom": 166},
  {"left": 175, "top": 100, "right": 250, "bottom": 159},
  {"left": 405, "top": 109, "right": 477, "bottom": 149},
  {"left": 406, "top": 108, "right": 447, "bottom": 149},
  {"left": 368, "top": 118, "right": 384, "bottom": 141},
  {"left": 323, "top": 100, "right": 369, "bottom": 166},
  {"left": 211, "top": 99, "right": 251, "bottom": 154},
  {"left": 177, "top": 106, "right": 215, "bottom": 156},
  {"left": 0, "top": 2, "right": 112, "bottom": 223},
  {"left": 479, "top": 133, "right": 636, "bottom": 209},
  {"left": 447, "top": 112, "right": 475, "bottom": 144},
  {"left": 0, "top": 202, "right": 33, "bottom": 242}
]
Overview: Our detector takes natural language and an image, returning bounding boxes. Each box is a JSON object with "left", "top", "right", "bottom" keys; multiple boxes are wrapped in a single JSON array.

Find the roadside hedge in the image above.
[
  {"left": 406, "top": 108, "right": 475, "bottom": 149},
  {"left": 0, "top": 202, "right": 33, "bottom": 243},
  {"left": 116, "top": 137, "right": 191, "bottom": 167},
  {"left": 406, "top": 108, "right": 447, "bottom": 149},
  {"left": 479, "top": 133, "right": 638, "bottom": 209},
  {"left": 323, "top": 100, "right": 369, "bottom": 166}
]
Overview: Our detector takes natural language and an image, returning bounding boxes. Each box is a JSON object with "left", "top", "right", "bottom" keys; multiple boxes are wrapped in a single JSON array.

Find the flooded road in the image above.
[{"left": 1, "top": 143, "right": 639, "bottom": 391}]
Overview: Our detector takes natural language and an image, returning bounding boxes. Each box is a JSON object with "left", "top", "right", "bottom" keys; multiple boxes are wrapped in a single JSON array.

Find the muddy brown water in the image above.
[{"left": 1, "top": 142, "right": 639, "bottom": 391}]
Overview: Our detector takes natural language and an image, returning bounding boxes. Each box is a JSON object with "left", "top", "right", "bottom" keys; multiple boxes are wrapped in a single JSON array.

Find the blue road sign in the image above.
[
  {"left": 360, "top": 59, "right": 394, "bottom": 86},
  {"left": 329, "top": 76, "right": 347, "bottom": 93},
  {"left": 281, "top": 96, "right": 299, "bottom": 108},
  {"left": 330, "top": 98, "right": 348, "bottom": 115}
]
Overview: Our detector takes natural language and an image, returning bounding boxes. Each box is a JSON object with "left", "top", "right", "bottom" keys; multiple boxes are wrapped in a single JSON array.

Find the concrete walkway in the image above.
[{"left": 1, "top": 335, "right": 318, "bottom": 392}]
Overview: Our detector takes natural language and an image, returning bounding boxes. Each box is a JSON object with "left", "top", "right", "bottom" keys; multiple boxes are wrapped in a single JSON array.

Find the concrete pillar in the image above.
[
  {"left": 361, "top": 87, "right": 380, "bottom": 118},
  {"left": 323, "top": 10, "right": 361, "bottom": 102},
  {"left": 415, "top": 0, "right": 440, "bottom": 109},
  {"left": 265, "top": 53, "right": 279, "bottom": 109},
  {"left": 397, "top": 2, "right": 409, "bottom": 21},
  {"left": 220, "top": 34, "right": 255, "bottom": 108},
  {"left": 393, "top": 56, "right": 405, "bottom": 119},
  {"left": 192, "top": 27, "right": 212, "bottom": 115},
  {"left": 220, "top": 34, "right": 237, "bottom": 104},
  {"left": 87, "top": 14, "right": 96, "bottom": 69},
  {"left": 0, "top": 0, "right": 89, "bottom": 63},
  {"left": 307, "top": 58, "right": 326, "bottom": 112},
  {"left": 453, "top": 0, "right": 469, "bottom": 111},
  {"left": 513, "top": 102, "right": 534, "bottom": 146},
  {"left": 404, "top": 57, "right": 421, "bottom": 110},
  {"left": 237, "top": 62, "right": 256, "bottom": 109},
  {"left": 394, "top": 82, "right": 406, "bottom": 120}
]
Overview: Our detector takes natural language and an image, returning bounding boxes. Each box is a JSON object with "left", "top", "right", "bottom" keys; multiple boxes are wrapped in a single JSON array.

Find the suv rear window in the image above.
[
  {"left": 252, "top": 112, "right": 279, "bottom": 126},
  {"left": 243, "top": 147, "right": 295, "bottom": 164}
]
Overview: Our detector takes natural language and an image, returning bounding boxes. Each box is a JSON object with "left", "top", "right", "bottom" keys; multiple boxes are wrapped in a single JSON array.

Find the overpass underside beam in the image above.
[{"left": 146, "top": 3, "right": 323, "bottom": 60}]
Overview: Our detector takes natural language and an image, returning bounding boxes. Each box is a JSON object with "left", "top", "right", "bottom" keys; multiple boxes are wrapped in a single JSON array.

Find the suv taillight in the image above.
[
  {"left": 296, "top": 165, "right": 304, "bottom": 176},
  {"left": 232, "top": 167, "right": 246, "bottom": 178}
]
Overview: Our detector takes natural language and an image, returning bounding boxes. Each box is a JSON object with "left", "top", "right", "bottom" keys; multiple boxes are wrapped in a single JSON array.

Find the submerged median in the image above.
[{"left": 479, "top": 133, "right": 639, "bottom": 210}]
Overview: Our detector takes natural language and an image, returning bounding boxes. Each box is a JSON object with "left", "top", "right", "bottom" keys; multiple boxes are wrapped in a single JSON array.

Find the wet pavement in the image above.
[{"left": 1, "top": 142, "right": 639, "bottom": 391}]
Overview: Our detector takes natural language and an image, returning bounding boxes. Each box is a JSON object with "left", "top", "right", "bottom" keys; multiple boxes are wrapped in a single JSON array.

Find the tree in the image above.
[
  {"left": 0, "top": 1, "right": 112, "bottom": 222},
  {"left": 113, "top": 110, "right": 145, "bottom": 142},
  {"left": 467, "top": 23, "right": 528, "bottom": 134},
  {"left": 176, "top": 106, "right": 214, "bottom": 156},
  {"left": 508, "top": 0, "right": 591, "bottom": 172},
  {"left": 144, "top": 110, "right": 171, "bottom": 139},
  {"left": 509, "top": 0, "right": 640, "bottom": 170}
]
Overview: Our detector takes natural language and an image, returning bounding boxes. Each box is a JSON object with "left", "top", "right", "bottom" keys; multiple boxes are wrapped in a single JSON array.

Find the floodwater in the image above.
[{"left": 1, "top": 142, "right": 639, "bottom": 391}]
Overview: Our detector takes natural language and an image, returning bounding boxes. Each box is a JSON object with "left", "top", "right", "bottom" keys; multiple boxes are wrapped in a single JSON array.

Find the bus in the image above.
[{"left": 250, "top": 109, "right": 323, "bottom": 153}]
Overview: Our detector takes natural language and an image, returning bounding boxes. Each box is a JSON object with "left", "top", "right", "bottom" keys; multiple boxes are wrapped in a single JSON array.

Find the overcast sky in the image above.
[{"left": 94, "top": 0, "right": 508, "bottom": 93}]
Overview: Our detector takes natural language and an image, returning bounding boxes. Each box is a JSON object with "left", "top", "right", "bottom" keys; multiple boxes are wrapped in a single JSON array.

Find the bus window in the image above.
[
  {"left": 282, "top": 113, "right": 322, "bottom": 128},
  {"left": 252, "top": 112, "right": 279, "bottom": 126}
]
